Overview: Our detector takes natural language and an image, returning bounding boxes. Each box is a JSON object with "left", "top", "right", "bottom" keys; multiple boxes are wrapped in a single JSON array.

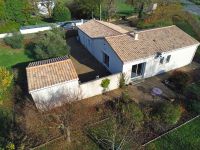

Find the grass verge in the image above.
[
  {"left": 146, "top": 116, "right": 200, "bottom": 150},
  {"left": 0, "top": 44, "right": 32, "bottom": 68}
]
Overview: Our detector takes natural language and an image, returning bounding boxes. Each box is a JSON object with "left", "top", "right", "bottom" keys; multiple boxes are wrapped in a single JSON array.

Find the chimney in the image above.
[
  {"left": 134, "top": 32, "right": 139, "bottom": 40},
  {"left": 129, "top": 32, "right": 139, "bottom": 40}
]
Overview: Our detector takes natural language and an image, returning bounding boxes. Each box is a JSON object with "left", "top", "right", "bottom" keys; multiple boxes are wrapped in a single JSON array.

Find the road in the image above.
[{"left": 180, "top": 0, "right": 200, "bottom": 15}]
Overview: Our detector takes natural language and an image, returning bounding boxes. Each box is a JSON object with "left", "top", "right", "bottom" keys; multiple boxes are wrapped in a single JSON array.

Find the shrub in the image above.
[
  {"left": 185, "top": 82, "right": 200, "bottom": 101},
  {"left": 27, "top": 28, "right": 70, "bottom": 59},
  {"left": 119, "top": 73, "right": 126, "bottom": 89},
  {"left": 101, "top": 78, "right": 110, "bottom": 93},
  {"left": 53, "top": 3, "right": 71, "bottom": 22},
  {"left": 4, "top": 32, "right": 24, "bottom": 49},
  {"left": 153, "top": 102, "right": 182, "bottom": 125},
  {"left": 121, "top": 102, "right": 144, "bottom": 129},
  {"left": 0, "top": 67, "right": 13, "bottom": 103},
  {"left": 0, "top": 21, "right": 19, "bottom": 33},
  {"left": 169, "top": 71, "right": 190, "bottom": 92},
  {"left": 125, "top": 102, "right": 144, "bottom": 129},
  {"left": 188, "top": 100, "right": 200, "bottom": 114}
]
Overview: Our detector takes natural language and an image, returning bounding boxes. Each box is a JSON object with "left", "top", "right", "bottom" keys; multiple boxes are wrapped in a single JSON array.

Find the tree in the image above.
[
  {"left": 40, "top": 0, "right": 55, "bottom": 17},
  {"left": 87, "top": 116, "right": 132, "bottom": 150},
  {"left": 0, "top": 67, "right": 13, "bottom": 103},
  {"left": 28, "top": 28, "right": 70, "bottom": 59},
  {"left": 52, "top": 3, "right": 71, "bottom": 21},
  {"left": 4, "top": 32, "right": 24, "bottom": 49},
  {"left": 5, "top": 0, "right": 31, "bottom": 25}
]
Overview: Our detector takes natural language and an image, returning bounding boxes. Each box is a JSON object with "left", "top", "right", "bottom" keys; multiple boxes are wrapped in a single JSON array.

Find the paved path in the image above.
[{"left": 180, "top": 0, "right": 200, "bottom": 15}]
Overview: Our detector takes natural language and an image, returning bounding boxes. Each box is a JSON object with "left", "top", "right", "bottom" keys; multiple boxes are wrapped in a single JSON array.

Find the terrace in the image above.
[{"left": 67, "top": 37, "right": 111, "bottom": 83}]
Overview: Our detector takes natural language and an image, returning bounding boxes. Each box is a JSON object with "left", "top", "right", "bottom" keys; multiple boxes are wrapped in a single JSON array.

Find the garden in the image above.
[{"left": 24, "top": 67, "right": 200, "bottom": 150}]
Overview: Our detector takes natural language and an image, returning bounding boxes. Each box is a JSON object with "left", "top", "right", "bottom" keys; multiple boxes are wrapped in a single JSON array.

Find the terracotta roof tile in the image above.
[
  {"left": 26, "top": 56, "right": 78, "bottom": 91},
  {"left": 105, "top": 26, "right": 199, "bottom": 63},
  {"left": 77, "top": 19, "right": 129, "bottom": 38}
]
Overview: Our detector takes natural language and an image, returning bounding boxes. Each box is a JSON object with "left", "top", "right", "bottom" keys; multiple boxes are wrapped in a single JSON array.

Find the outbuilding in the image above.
[{"left": 26, "top": 56, "right": 79, "bottom": 109}]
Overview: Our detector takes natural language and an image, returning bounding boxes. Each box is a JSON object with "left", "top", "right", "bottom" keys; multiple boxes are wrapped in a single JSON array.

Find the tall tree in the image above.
[
  {"left": 52, "top": 2, "right": 71, "bottom": 21},
  {"left": 5, "top": 0, "right": 32, "bottom": 24}
]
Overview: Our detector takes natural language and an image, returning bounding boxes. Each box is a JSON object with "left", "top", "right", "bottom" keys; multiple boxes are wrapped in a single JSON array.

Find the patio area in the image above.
[{"left": 67, "top": 37, "right": 111, "bottom": 83}]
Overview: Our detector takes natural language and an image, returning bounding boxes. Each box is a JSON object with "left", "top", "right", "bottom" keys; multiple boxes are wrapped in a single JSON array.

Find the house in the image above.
[
  {"left": 26, "top": 20, "right": 200, "bottom": 109},
  {"left": 77, "top": 19, "right": 200, "bottom": 82},
  {"left": 36, "top": 0, "right": 55, "bottom": 16},
  {"left": 26, "top": 56, "right": 79, "bottom": 109}
]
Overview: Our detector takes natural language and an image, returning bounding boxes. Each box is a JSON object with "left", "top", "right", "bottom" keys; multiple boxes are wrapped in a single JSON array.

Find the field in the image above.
[{"left": 146, "top": 116, "right": 200, "bottom": 150}]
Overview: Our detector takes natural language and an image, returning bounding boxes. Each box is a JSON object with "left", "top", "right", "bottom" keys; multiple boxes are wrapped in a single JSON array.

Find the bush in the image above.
[
  {"left": 53, "top": 3, "right": 71, "bottom": 22},
  {"left": 101, "top": 78, "right": 110, "bottom": 93},
  {"left": 185, "top": 82, "right": 200, "bottom": 101},
  {"left": 0, "top": 21, "right": 19, "bottom": 33},
  {"left": 153, "top": 102, "right": 182, "bottom": 125},
  {"left": 125, "top": 102, "right": 144, "bottom": 129},
  {"left": 119, "top": 73, "right": 126, "bottom": 89},
  {"left": 27, "top": 28, "right": 70, "bottom": 59},
  {"left": 188, "top": 100, "right": 200, "bottom": 114},
  {"left": 184, "top": 82, "right": 200, "bottom": 114},
  {"left": 169, "top": 71, "right": 190, "bottom": 92},
  {"left": 121, "top": 102, "right": 144, "bottom": 129},
  {"left": 0, "top": 67, "right": 13, "bottom": 103},
  {"left": 4, "top": 32, "right": 24, "bottom": 49}
]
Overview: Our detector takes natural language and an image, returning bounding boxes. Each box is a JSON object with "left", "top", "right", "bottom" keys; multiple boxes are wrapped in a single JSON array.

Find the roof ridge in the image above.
[
  {"left": 27, "top": 56, "right": 69, "bottom": 68},
  {"left": 138, "top": 25, "right": 176, "bottom": 33},
  {"left": 105, "top": 34, "right": 127, "bottom": 39},
  {"left": 95, "top": 20, "right": 123, "bottom": 34}
]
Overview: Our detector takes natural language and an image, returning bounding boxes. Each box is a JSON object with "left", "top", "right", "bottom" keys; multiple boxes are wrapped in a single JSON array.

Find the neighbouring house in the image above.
[
  {"left": 26, "top": 56, "right": 79, "bottom": 109},
  {"left": 36, "top": 0, "right": 55, "bottom": 16},
  {"left": 77, "top": 19, "right": 200, "bottom": 83}
]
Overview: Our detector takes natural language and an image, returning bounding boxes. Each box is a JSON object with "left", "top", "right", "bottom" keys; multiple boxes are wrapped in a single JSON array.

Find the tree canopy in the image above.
[
  {"left": 27, "top": 28, "right": 70, "bottom": 59},
  {"left": 53, "top": 2, "right": 71, "bottom": 22}
]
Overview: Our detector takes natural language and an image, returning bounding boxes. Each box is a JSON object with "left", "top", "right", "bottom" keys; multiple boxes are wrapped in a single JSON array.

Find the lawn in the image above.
[
  {"left": 0, "top": 44, "right": 32, "bottom": 68},
  {"left": 146, "top": 116, "right": 200, "bottom": 150}
]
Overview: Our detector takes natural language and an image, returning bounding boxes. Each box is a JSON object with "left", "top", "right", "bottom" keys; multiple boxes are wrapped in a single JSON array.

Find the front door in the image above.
[{"left": 131, "top": 63, "right": 145, "bottom": 78}]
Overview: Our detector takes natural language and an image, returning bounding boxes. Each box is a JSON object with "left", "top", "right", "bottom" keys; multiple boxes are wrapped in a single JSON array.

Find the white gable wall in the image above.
[
  {"left": 123, "top": 44, "right": 199, "bottom": 81},
  {"left": 78, "top": 30, "right": 123, "bottom": 73},
  {"left": 30, "top": 79, "right": 79, "bottom": 109}
]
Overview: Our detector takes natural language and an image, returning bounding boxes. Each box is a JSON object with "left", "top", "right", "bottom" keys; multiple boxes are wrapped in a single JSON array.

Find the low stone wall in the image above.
[{"left": 79, "top": 73, "right": 121, "bottom": 99}]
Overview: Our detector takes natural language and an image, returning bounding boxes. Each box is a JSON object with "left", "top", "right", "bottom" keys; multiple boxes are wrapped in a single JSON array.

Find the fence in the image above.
[
  {"left": 142, "top": 115, "right": 200, "bottom": 147},
  {"left": 79, "top": 73, "right": 121, "bottom": 99},
  {"left": 0, "top": 19, "right": 86, "bottom": 39}
]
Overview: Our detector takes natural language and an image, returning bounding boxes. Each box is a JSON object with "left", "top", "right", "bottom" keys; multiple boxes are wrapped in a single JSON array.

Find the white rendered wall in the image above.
[
  {"left": 123, "top": 44, "right": 199, "bottom": 81},
  {"left": 78, "top": 30, "right": 123, "bottom": 73},
  {"left": 79, "top": 73, "right": 121, "bottom": 99},
  {"left": 30, "top": 80, "right": 79, "bottom": 109}
]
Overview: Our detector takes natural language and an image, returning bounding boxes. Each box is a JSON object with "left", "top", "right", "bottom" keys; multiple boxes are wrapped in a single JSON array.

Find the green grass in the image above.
[
  {"left": 116, "top": 1, "right": 135, "bottom": 16},
  {"left": 174, "top": 19, "right": 199, "bottom": 40},
  {"left": 0, "top": 45, "right": 32, "bottom": 68},
  {"left": 146, "top": 117, "right": 200, "bottom": 150}
]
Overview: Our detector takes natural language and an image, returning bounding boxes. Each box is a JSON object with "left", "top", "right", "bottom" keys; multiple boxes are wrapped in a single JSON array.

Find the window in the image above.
[
  {"left": 103, "top": 52, "right": 109, "bottom": 67},
  {"left": 131, "top": 63, "right": 145, "bottom": 78},
  {"left": 166, "top": 55, "right": 171, "bottom": 63},
  {"left": 160, "top": 57, "right": 164, "bottom": 64}
]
